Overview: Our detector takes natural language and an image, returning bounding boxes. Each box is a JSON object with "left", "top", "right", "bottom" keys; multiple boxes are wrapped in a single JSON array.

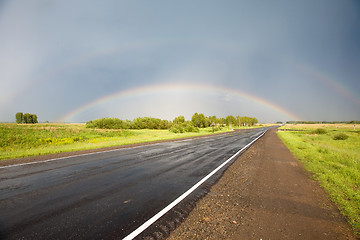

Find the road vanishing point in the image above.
[{"left": 0, "top": 127, "right": 269, "bottom": 239}]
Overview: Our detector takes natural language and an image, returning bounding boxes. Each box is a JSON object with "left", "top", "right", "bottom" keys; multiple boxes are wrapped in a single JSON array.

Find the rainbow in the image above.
[
  {"left": 58, "top": 82, "right": 301, "bottom": 122},
  {"left": 295, "top": 63, "right": 360, "bottom": 107},
  {"left": 6, "top": 40, "right": 162, "bottom": 103},
  {"left": 10, "top": 39, "right": 358, "bottom": 121}
]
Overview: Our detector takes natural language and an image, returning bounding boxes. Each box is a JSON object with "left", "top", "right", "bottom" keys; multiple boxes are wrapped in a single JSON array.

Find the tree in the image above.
[
  {"left": 23, "top": 113, "right": 32, "bottom": 124},
  {"left": 208, "top": 116, "right": 217, "bottom": 125},
  {"left": 225, "top": 115, "right": 237, "bottom": 126},
  {"left": 205, "top": 116, "right": 211, "bottom": 127},
  {"left": 191, "top": 113, "right": 206, "bottom": 128},
  {"left": 219, "top": 117, "right": 226, "bottom": 125},
  {"left": 23, "top": 113, "right": 38, "bottom": 124},
  {"left": 32, "top": 114, "right": 38, "bottom": 123},
  {"left": 173, "top": 116, "right": 185, "bottom": 125},
  {"left": 16, "top": 112, "right": 24, "bottom": 123},
  {"left": 238, "top": 116, "right": 258, "bottom": 126},
  {"left": 237, "top": 116, "right": 241, "bottom": 127},
  {"left": 251, "top": 117, "right": 258, "bottom": 125}
]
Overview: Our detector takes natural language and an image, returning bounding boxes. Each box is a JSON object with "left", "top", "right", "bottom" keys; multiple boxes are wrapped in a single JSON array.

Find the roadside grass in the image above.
[
  {"left": 279, "top": 123, "right": 359, "bottom": 132},
  {"left": 277, "top": 124, "right": 360, "bottom": 235},
  {"left": 0, "top": 123, "right": 240, "bottom": 161}
]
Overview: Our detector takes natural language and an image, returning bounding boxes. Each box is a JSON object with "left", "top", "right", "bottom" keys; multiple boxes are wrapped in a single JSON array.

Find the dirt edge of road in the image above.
[{"left": 167, "top": 128, "right": 358, "bottom": 240}]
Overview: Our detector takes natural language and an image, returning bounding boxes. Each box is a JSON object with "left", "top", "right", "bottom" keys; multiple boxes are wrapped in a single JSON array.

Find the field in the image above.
[
  {"left": 277, "top": 124, "right": 360, "bottom": 234},
  {"left": 0, "top": 123, "right": 268, "bottom": 161}
]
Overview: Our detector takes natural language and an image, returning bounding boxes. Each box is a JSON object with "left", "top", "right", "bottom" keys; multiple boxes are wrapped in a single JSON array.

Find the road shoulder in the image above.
[{"left": 167, "top": 128, "right": 357, "bottom": 239}]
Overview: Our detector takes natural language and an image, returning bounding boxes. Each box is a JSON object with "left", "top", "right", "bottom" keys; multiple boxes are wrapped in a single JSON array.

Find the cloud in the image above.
[
  {"left": 0, "top": 2, "right": 46, "bottom": 104},
  {"left": 0, "top": 0, "right": 359, "bottom": 122}
]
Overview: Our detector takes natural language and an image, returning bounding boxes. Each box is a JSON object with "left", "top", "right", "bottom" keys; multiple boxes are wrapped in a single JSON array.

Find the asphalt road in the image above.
[{"left": 0, "top": 128, "right": 267, "bottom": 239}]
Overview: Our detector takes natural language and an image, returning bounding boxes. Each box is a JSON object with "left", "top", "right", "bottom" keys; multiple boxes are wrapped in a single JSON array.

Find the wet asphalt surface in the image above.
[{"left": 0, "top": 128, "right": 267, "bottom": 239}]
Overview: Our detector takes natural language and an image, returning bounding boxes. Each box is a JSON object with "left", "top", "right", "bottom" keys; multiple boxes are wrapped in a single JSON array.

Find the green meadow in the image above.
[
  {"left": 277, "top": 124, "right": 360, "bottom": 235},
  {"left": 0, "top": 123, "right": 261, "bottom": 161}
]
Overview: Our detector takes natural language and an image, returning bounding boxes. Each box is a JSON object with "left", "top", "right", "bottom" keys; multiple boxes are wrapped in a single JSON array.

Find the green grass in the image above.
[
  {"left": 279, "top": 123, "right": 359, "bottom": 132},
  {"left": 277, "top": 124, "right": 360, "bottom": 235},
  {"left": 0, "top": 123, "right": 237, "bottom": 161}
]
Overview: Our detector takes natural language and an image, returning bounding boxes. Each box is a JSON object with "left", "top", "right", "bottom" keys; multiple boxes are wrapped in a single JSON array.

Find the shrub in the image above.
[
  {"left": 86, "top": 118, "right": 126, "bottom": 129},
  {"left": 86, "top": 117, "right": 171, "bottom": 130},
  {"left": 169, "top": 124, "right": 184, "bottom": 133},
  {"left": 333, "top": 133, "right": 349, "bottom": 140},
  {"left": 184, "top": 123, "right": 199, "bottom": 133},
  {"left": 312, "top": 128, "right": 327, "bottom": 134},
  {"left": 132, "top": 117, "right": 170, "bottom": 129},
  {"left": 208, "top": 126, "right": 222, "bottom": 133},
  {"left": 169, "top": 122, "right": 199, "bottom": 133}
]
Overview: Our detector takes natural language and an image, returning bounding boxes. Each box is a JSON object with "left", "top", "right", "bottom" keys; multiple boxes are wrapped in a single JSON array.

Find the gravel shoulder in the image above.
[{"left": 167, "top": 128, "right": 358, "bottom": 240}]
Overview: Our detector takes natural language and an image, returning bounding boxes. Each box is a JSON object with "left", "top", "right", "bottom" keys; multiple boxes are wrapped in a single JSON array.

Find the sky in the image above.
[{"left": 0, "top": 0, "right": 359, "bottom": 123}]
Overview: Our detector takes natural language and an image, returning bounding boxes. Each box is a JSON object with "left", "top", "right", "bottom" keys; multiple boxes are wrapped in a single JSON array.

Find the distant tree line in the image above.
[
  {"left": 286, "top": 120, "right": 360, "bottom": 124},
  {"left": 190, "top": 113, "right": 258, "bottom": 128},
  {"left": 16, "top": 112, "right": 38, "bottom": 124},
  {"left": 85, "top": 113, "right": 258, "bottom": 133},
  {"left": 86, "top": 117, "right": 171, "bottom": 130}
]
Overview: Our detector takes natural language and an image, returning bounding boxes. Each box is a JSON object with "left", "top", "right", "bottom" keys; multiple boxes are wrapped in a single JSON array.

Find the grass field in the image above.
[
  {"left": 277, "top": 124, "right": 360, "bottom": 235},
  {"left": 0, "top": 123, "right": 269, "bottom": 161}
]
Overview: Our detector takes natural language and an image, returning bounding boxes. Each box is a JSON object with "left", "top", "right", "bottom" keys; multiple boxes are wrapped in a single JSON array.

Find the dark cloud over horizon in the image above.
[{"left": 1, "top": 0, "right": 359, "bottom": 123}]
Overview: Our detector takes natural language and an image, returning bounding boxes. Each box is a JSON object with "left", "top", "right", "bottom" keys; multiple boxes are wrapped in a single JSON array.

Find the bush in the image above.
[
  {"left": 132, "top": 117, "right": 171, "bottom": 129},
  {"left": 169, "top": 125, "right": 184, "bottom": 133},
  {"left": 208, "top": 126, "right": 222, "bottom": 132},
  {"left": 185, "top": 123, "right": 199, "bottom": 133},
  {"left": 312, "top": 128, "right": 327, "bottom": 134},
  {"left": 169, "top": 122, "right": 199, "bottom": 133},
  {"left": 86, "top": 118, "right": 127, "bottom": 129},
  {"left": 86, "top": 117, "right": 171, "bottom": 130},
  {"left": 333, "top": 133, "right": 349, "bottom": 140}
]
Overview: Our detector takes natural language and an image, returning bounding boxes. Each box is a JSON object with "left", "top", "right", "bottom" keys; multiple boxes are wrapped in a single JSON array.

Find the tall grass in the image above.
[
  {"left": 0, "top": 123, "right": 233, "bottom": 161},
  {"left": 277, "top": 124, "right": 360, "bottom": 235}
]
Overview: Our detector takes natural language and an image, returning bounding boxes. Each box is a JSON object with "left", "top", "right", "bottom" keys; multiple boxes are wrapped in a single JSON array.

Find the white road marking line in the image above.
[
  {"left": 122, "top": 130, "right": 267, "bottom": 240},
  {"left": 0, "top": 143, "right": 160, "bottom": 169},
  {"left": 0, "top": 131, "right": 236, "bottom": 169}
]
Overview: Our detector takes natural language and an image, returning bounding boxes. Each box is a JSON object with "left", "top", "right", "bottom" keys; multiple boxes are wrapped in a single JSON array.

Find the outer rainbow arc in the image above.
[
  {"left": 7, "top": 39, "right": 358, "bottom": 120},
  {"left": 58, "top": 83, "right": 301, "bottom": 122},
  {"left": 6, "top": 40, "right": 163, "bottom": 104},
  {"left": 295, "top": 63, "right": 360, "bottom": 107}
]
